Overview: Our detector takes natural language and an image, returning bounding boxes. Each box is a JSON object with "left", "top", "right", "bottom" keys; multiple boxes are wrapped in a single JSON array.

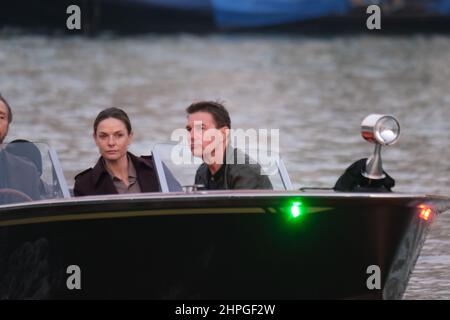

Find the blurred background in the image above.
[{"left": 0, "top": 0, "right": 449, "bottom": 299}]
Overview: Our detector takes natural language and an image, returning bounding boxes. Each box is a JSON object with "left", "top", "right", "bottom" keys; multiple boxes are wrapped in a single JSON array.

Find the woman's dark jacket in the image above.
[{"left": 73, "top": 152, "right": 160, "bottom": 196}]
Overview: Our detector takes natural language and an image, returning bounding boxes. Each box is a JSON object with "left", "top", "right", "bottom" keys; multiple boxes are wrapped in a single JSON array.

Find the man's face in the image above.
[
  {"left": 186, "top": 112, "right": 227, "bottom": 161},
  {"left": 0, "top": 101, "right": 9, "bottom": 144},
  {"left": 94, "top": 118, "right": 133, "bottom": 162}
]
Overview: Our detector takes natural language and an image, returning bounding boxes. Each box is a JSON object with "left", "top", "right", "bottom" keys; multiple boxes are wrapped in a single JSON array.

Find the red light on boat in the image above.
[{"left": 418, "top": 204, "right": 433, "bottom": 221}]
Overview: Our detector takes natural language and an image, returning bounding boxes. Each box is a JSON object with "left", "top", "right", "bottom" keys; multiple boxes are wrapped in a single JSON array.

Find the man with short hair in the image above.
[
  {"left": 0, "top": 93, "right": 40, "bottom": 202},
  {"left": 185, "top": 101, "right": 272, "bottom": 190}
]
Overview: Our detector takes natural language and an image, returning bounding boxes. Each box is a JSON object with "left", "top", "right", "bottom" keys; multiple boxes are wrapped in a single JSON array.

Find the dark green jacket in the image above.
[{"left": 194, "top": 147, "right": 273, "bottom": 190}]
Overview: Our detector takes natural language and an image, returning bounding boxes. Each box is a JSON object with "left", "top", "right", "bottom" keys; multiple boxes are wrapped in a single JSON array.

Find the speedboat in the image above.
[{"left": 0, "top": 114, "right": 449, "bottom": 299}]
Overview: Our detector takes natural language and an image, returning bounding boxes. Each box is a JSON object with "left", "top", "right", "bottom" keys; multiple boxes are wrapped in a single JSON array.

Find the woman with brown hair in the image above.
[{"left": 73, "top": 107, "right": 160, "bottom": 196}]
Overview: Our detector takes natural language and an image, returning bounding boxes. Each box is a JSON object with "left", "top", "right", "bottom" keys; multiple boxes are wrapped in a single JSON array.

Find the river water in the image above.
[{"left": 0, "top": 33, "right": 449, "bottom": 299}]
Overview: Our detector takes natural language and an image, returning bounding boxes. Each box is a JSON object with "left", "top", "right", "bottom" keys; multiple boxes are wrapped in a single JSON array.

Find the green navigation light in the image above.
[{"left": 290, "top": 201, "right": 302, "bottom": 218}]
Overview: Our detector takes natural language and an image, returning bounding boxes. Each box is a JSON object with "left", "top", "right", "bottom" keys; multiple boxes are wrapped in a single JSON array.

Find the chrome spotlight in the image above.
[{"left": 361, "top": 114, "right": 400, "bottom": 179}]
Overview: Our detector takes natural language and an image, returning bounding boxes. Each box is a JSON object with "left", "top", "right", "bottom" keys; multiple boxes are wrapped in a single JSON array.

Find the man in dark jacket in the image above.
[
  {"left": 0, "top": 151, "right": 41, "bottom": 201},
  {"left": 0, "top": 94, "right": 41, "bottom": 203},
  {"left": 194, "top": 145, "right": 273, "bottom": 190},
  {"left": 186, "top": 101, "right": 272, "bottom": 190}
]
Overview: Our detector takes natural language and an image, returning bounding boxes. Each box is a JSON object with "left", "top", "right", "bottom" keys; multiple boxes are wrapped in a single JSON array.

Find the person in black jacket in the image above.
[
  {"left": 0, "top": 93, "right": 41, "bottom": 203},
  {"left": 333, "top": 158, "right": 395, "bottom": 192},
  {"left": 74, "top": 107, "right": 160, "bottom": 196},
  {"left": 186, "top": 101, "right": 272, "bottom": 190}
]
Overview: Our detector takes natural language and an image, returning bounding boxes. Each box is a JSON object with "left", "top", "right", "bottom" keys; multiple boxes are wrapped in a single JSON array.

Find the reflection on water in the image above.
[{"left": 0, "top": 34, "right": 449, "bottom": 299}]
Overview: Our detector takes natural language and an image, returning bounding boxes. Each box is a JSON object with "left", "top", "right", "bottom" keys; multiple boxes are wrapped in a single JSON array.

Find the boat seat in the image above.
[{"left": 5, "top": 139, "right": 43, "bottom": 176}]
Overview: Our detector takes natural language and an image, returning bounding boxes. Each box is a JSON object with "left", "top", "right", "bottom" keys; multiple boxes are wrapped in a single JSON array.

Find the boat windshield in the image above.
[
  {"left": 152, "top": 143, "right": 292, "bottom": 192},
  {"left": 0, "top": 142, "right": 70, "bottom": 205}
]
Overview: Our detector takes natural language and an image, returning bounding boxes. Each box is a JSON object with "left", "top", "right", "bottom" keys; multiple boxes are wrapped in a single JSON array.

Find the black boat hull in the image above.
[{"left": 0, "top": 192, "right": 448, "bottom": 299}]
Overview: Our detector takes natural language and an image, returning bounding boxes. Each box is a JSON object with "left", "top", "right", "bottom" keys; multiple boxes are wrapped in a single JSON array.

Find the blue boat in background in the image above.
[
  {"left": 2, "top": 0, "right": 450, "bottom": 33},
  {"left": 117, "top": 0, "right": 450, "bottom": 28},
  {"left": 214, "top": 0, "right": 351, "bottom": 28}
]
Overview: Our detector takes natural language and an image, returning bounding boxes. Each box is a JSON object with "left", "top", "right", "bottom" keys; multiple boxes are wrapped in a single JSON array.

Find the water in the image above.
[{"left": 0, "top": 33, "right": 449, "bottom": 299}]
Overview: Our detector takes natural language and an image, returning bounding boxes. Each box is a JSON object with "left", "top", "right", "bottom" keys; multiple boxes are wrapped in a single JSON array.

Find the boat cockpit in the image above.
[
  {"left": 0, "top": 114, "right": 428, "bottom": 207},
  {"left": 0, "top": 141, "right": 293, "bottom": 206}
]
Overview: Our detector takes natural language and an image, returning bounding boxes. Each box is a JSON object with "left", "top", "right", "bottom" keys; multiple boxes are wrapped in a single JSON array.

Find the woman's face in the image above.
[{"left": 94, "top": 118, "right": 133, "bottom": 162}]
